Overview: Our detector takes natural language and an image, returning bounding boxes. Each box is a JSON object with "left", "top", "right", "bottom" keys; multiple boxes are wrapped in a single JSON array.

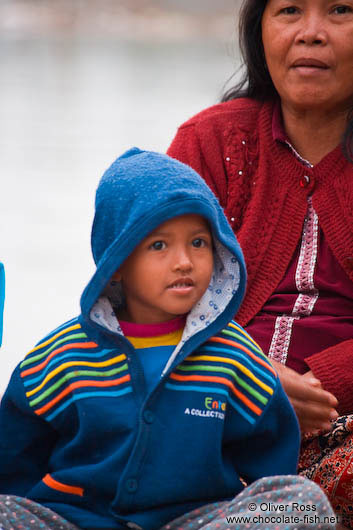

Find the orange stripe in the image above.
[
  {"left": 43, "top": 474, "right": 84, "bottom": 497},
  {"left": 208, "top": 337, "right": 277, "bottom": 377},
  {"left": 34, "top": 374, "right": 131, "bottom": 416},
  {"left": 21, "top": 342, "right": 98, "bottom": 377},
  {"left": 169, "top": 373, "right": 262, "bottom": 415}
]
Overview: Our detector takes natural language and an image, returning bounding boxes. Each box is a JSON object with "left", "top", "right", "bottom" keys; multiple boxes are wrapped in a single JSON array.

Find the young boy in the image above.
[{"left": 0, "top": 149, "right": 335, "bottom": 530}]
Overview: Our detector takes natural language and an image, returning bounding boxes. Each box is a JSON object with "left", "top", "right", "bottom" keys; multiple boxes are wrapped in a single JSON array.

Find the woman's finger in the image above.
[{"left": 290, "top": 398, "right": 338, "bottom": 432}]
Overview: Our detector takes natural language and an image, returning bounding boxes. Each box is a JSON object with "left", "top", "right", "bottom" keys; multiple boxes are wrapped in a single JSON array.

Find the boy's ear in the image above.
[{"left": 112, "top": 270, "right": 122, "bottom": 282}]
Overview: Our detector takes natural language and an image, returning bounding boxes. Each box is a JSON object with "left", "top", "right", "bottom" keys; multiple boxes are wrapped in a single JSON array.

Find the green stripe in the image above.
[
  {"left": 177, "top": 364, "right": 268, "bottom": 405},
  {"left": 29, "top": 363, "right": 129, "bottom": 406},
  {"left": 223, "top": 326, "right": 268, "bottom": 361},
  {"left": 21, "top": 333, "right": 89, "bottom": 368},
  {"left": 221, "top": 328, "right": 262, "bottom": 354}
]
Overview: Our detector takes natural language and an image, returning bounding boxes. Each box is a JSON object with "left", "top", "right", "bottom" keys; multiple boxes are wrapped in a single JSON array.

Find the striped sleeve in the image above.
[
  {"left": 20, "top": 320, "right": 132, "bottom": 421},
  {"left": 168, "top": 320, "right": 278, "bottom": 425}
]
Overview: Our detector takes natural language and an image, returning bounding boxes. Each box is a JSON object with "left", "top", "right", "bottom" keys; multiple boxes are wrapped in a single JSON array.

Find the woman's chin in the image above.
[{"left": 281, "top": 91, "right": 340, "bottom": 115}]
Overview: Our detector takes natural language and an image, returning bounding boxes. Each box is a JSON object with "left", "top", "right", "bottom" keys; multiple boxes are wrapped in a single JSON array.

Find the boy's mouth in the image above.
[{"left": 167, "top": 278, "right": 194, "bottom": 290}]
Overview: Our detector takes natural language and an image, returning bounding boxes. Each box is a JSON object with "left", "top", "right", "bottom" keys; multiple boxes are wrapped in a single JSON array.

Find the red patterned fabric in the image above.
[{"left": 299, "top": 415, "right": 353, "bottom": 528}]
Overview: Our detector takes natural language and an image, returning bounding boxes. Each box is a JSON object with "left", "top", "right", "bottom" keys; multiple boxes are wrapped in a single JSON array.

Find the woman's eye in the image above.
[
  {"left": 332, "top": 5, "right": 353, "bottom": 14},
  {"left": 150, "top": 241, "right": 166, "bottom": 251},
  {"left": 280, "top": 6, "right": 299, "bottom": 15},
  {"left": 192, "top": 238, "right": 206, "bottom": 248}
]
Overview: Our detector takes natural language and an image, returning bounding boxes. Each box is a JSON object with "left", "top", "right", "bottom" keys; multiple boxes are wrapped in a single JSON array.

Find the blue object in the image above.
[{"left": 0, "top": 263, "right": 4, "bottom": 346}]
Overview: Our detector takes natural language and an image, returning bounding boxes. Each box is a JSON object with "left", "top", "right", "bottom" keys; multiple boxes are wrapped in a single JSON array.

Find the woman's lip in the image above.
[{"left": 291, "top": 58, "right": 329, "bottom": 68}]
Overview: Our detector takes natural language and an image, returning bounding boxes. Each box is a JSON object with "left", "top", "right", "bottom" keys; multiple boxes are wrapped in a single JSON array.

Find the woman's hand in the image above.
[{"left": 271, "top": 360, "right": 338, "bottom": 434}]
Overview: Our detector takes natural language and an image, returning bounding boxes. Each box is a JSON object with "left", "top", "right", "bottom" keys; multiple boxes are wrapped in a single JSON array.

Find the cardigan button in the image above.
[
  {"left": 343, "top": 257, "right": 353, "bottom": 271},
  {"left": 299, "top": 175, "right": 310, "bottom": 188}
]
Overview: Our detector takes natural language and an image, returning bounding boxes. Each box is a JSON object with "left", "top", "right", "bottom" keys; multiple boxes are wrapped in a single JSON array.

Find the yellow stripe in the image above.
[
  {"left": 227, "top": 322, "right": 263, "bottom": 352},
  {"left": 186, "top": 354, "right": 273, "bottom": 395},
  {"left": 26, "top": 324, "right": 82, "bottom": 356},
  {"left": 126, "top": 328, "right": 183, "bottom": 349},
  {"left": 26, "top": 354, "right": 127, "bottom": 398}
]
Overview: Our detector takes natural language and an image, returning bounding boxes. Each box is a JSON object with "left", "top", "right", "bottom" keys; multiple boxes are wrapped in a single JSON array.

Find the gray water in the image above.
[{"left": 0, "top": 34, "right": 240, "bottom": 393}]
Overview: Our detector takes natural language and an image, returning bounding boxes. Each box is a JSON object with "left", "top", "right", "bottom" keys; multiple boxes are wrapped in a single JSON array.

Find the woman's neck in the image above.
[{"left": 281, "top": 103, "right": 348, "bottom": 166}]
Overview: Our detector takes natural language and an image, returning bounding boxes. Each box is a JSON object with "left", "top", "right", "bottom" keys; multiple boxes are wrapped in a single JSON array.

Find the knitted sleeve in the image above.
[
  {"left": 305, "top": 341, "right": 353, "bottom": 415},
  {"left": 0, "top": 365, "right": 58, "bottom": 495},
  {"left": 233, "top": 382, "right": 300, "bottom": 482},
  {"left": 214, "top": 321, "right": 300, "bottom": 481}
]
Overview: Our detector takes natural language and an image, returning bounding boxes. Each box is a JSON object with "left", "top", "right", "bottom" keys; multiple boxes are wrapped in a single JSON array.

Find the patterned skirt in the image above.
[{"left": 299, "top": 414, "right": 353, "bottom": 528}]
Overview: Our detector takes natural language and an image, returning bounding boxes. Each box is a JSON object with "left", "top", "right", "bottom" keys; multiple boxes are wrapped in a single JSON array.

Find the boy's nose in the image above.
[{"left": 173, "top": 249, "right": 193, "bottom": 272}]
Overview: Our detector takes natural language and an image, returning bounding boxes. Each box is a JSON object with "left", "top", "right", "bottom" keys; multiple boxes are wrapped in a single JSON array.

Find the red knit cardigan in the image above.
[{"left": 168, "top": 98, "right": 353, "bottom": 415}]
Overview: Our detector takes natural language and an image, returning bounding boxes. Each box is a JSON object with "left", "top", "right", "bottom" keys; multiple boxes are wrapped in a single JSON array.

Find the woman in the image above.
[{"left": 168, "top": 0, "right": 353, "bottom": 527}]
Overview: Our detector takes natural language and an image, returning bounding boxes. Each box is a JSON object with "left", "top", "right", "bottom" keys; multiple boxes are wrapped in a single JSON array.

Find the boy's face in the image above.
[{"left": 114, "top": 214, "right": 214, "bottom": 324}]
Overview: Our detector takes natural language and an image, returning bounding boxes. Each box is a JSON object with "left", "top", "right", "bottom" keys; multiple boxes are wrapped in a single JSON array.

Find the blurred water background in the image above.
[{"left": 0, "top": 0, "right": 241, "bottom": 393}]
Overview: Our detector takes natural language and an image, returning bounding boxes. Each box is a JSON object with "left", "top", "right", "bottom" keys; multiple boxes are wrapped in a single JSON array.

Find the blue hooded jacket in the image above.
[{"left": 0, "top": 149, "right": 299, "bottom": 530}]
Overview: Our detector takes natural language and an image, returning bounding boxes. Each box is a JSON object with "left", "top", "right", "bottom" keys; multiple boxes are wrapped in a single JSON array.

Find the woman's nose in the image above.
[{"left": 295, "top": 14, "right": 328, "bottom": 45}]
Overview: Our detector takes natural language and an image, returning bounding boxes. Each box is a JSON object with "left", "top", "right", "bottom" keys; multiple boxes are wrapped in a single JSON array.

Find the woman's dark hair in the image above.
[
  {"left": 222, "top": 0, "right": 275, "bottom": 102},
  {"left": 222, "top": 0, "right": 353, "bottom": 162}
]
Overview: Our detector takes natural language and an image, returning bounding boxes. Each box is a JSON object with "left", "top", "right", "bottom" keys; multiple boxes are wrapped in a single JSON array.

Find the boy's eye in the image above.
[
  {"left": 192, "top": 238, "right": 206, "bottom": 248},
  {"left": 149, "top": 241, "right": 166, "bottom": 251}
]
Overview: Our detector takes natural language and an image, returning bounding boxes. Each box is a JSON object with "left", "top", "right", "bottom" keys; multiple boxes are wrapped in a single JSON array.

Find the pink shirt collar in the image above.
[{"left": 119, "top": 315, "right": 186, "bottom": 338}]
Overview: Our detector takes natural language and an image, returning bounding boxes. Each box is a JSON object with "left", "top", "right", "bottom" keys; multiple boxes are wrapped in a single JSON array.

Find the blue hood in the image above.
[{"left": 81, "top": 148, "right": 246, "bottom": 349}]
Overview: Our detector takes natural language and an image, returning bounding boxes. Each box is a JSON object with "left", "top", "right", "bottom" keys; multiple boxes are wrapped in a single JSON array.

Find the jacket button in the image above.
[
  {"left": 300, "top": 175, "right": 310, "bottom": 188},
  {"left": 126, "top": 478, "right": 138, "bottom": 493},
  {"left": 143, "top": 410, "right": 154, "bottom": 424},
  {"left": 343, "top": 257, "right": 353, "bottom": 270}
]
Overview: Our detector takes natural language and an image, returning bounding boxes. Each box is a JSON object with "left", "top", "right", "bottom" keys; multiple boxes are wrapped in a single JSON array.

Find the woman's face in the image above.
[{"left": 261, "top": 0, "right": 353, "bottom": 114}]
